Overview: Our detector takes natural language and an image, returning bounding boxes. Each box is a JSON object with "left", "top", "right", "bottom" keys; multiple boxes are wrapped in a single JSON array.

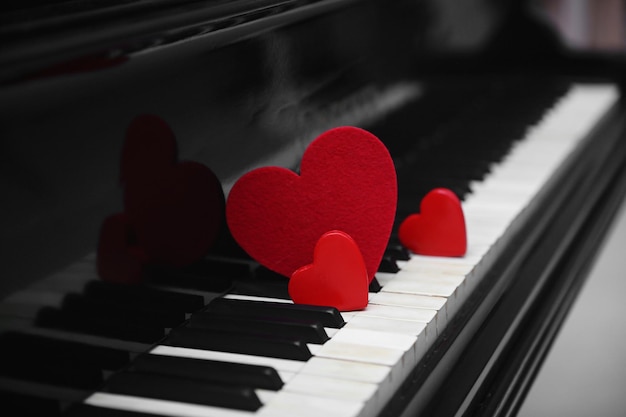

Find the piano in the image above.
[{"left": 1, "top": 0, "right": 626, "bottom": 416}]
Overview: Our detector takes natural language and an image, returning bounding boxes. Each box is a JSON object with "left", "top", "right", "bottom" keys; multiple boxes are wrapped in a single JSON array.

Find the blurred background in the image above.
[
  {"left": 538, "top": 0, "right": 625, "bottom": 50},
  {"left": 519, "top": 2, "right": 626, "bottom": 416}
]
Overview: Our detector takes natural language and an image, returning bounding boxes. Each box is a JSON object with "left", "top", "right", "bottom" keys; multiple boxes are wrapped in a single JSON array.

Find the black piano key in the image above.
[
  {"left": 187, "top": 312, "right": 329, "bottom": 344},
  {"left": 129, "top": 353, "right": 283, "bottom": 390},
  {"left": 36, "top": 306, "right": 165, "bottom": 344},
  {"left": 378, "top": 256, "right": 400, "bottom": 273},
  {"left": 385, "top": 244, "right": 411, "bottom": 261},
  {"left": 206, "top": 298, "right": 345, "bottom": 328},
  {"left": 83, "top": 281, "right": 204, "bottom": 313},
  {"left": 0, "top": 390, "right": 61, "bottom": 417},
  {"left": 145, "top": 259, "right": 246, "bottom": 292},
  {"left": 64, "top": 404, "right": 162, "bottom": 417},
  {"left": 61, "top": 293, "right": 186, "bottom": 329},
  {"left": 0, "top": 331, "right": 130, "bottom": 371},
  {"left": 165, "top": 326, "right": 312, "bottom": 361},
  {"left": 369, "top": 277, "right": 382, "bottom": 293},
  {"left": 0, "top": 347, "right": 103, "bottom": 390},
  {"left": 229, "top": 265, "right": 291, "bottom": 300},
  {"left": 104, "top": 372, "right": 263, "bottom": 411},
  {"left": 0, "top": 332, "right": 129, "bottom": 389}
]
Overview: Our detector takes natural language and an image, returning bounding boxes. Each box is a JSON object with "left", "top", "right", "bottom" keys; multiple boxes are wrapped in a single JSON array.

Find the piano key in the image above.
[
  {"left": 0, "top": 331, "right": 130, "bottom": 371},
  {"left": 103, "top": 372, "right": 263, "bottom": 411},
  {"left": 257, "top": 391, "right": 365, "bottom": 417},
  {"left": 368, "top": 290, "right": 446, "bottom": 311},
  {"left": 281, "top": 373, "right": 377, "bottom": 405},
  {"left": 187, "top": 312, "right": 330, "bottom": 344},
  {"left": 0, "top": 333, "right": 130, "bottom": 390},
  {"left": 144, "top": 259, "right": 246, "bottom": 292},
  {"left": 35, "top": 306, "right": 166, "bottom": 344},
  {"left": 86, "top": 392, "right": 257, "bottom": 417},
  {"left": 150, "top": 345, "right": 306, "bottom": 376},
  {"left": 61, "top": 292, "right": 186, "bottom": 329},
  {"left": 0, "top": 390, "right": 62, "bottom": 416},
  {"left": 129, "top": 353, "right": 284, "bottom": 390},
  {"left": 205, "top": 298, "right": 345, "bottom": 328},
  {"left": 65, "top": 403, "right": 164, "bottom": 417},
  {"left": 164, "top": 327, "right": 313, "bottom": 361},
  {"left": 224, "top": 293, "right": 293, "bottom": 303},
  {"left": 83, "top": 281, "right": 205, "bottom": 314}
]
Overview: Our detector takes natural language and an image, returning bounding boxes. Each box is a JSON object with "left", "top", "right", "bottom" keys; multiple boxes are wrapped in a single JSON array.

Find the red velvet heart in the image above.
[
  {"left": 96, "top": 213, "right": 149, "bottom": 284},
  {"left": 398, "top": 188, "right": 467, "bottom": 257},
  {"left": 121, "top": 114, "right": 225, "bottom": 267},
  {"left": 226, "top": 126, "right": 397, "bottom": 281},
  {"left": 289, "top": 230, "right": 369, "bottom": 311}
]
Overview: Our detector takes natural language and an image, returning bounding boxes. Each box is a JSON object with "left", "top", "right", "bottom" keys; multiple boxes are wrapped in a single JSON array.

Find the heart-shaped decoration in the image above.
[
  {"left": 121, "top": 114, "right": 225, "bottom": 267},
  {"left": 398, "top": 188, "right": 466, "bottom": 257},
  {"left": 289, "top": 230, "right": 369, "bottom": 311},
  {"left": 226, "top": 126, "right": 397, "bottom": 281},
  {"left": 96, "top": 213, "right": 149, "bottom": 284}
]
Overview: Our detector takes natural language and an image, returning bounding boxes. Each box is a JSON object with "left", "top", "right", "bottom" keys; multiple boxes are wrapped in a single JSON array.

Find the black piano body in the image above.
[{"left": 1, "top": 1, "right": 626, "bottom": 416}]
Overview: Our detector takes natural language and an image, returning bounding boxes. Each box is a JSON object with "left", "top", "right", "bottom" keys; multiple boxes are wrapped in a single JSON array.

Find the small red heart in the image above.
[
  {"left": 226, "top": 126, "right": 397, "bottom": 281},
  {"left": 398, "top": 188, "right": 467, "bottom": 257},
  {"left": 96, "top": 213, "right": 149, "bottom": 284},
  {"left": 289, "top": 230, "right": 369, "bottom": 311},
  {"left": 121, "top": 114, "right": 225, "bottom": 267}
]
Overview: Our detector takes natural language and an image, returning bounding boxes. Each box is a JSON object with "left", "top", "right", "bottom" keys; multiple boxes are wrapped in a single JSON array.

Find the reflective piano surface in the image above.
[{"left": 2, "top": 1, "right": 626, "bottom": 416}]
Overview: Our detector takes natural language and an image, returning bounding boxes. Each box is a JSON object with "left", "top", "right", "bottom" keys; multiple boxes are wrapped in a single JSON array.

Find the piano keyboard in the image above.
[{"left": 0, "top": 82, "right": 619, "bottom": 417}]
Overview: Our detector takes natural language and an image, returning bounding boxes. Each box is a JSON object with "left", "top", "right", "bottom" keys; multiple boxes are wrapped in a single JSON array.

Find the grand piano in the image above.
[{"left": 2, "top": 0, "right": 626, "bottom": 416}]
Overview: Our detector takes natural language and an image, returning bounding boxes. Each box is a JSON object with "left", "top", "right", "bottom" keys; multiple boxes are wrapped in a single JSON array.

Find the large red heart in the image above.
[
  {"left": 226, "top": 126, "right": 397, "bottom": 281},
  {"left": 398, "top": 188, "right": 466, "bottom": 257},
  {"left": 289, "top": 230, "right": 368, "bottom": 311},
  {"left": 121, "top": 114, "right": 225, "bottom": 267}
]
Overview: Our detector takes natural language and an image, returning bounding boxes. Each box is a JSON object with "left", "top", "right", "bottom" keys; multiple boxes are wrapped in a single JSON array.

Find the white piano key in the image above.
[
  {"left": 224, "top": 294, "right": 294, "bottom": 303},
  {"left": 355, "top": 304, "right": 436, "bottom": 327},
  {"left": 283, "top": 373, "right": 378, "bottom": 403},
  {"left": 343, "top": 314, "right": 428, "bottom": 336},
  {"left": 328, "top": 328, "right": 416, "bottom": 352},
  {"left": 399, "top": 259, "right": 475, "bottom": 275},
  {"left": 86, "top": 393, "right": 255, "bottom": 417},
  {"left": 368, "top": 291, "right": 446, "bottom": 311},
  {"left": 314, "top": 340, "right": 407, "bottom": 367},
  {"left": 300, "top": 357, "right": 391, "bottom": 385},
  {"left": 258, "top": 391, "right": 365, "bottom": 417},
  {"left": 380, "top": 270, "right": 464, "bottom": 297}
]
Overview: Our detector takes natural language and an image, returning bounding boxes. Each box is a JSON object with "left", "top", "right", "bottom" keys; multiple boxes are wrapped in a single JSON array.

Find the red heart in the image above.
[
  {"left": 96, "top": 213, "right": 149, "bottom": 284},
  {"left": 121, "top": 114, "right": 225, "bottom": 267},
  {"left": 289, "top": 230, "right": 369, "bottom": 311},
  {"left": 398, "top": 188, "right": 467, "bottom": 257},
  {"left": 226, "top": 126, "right": 397, "bottom": 281}
]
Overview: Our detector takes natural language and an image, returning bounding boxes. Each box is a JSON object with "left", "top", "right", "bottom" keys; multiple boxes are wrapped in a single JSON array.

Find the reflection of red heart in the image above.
[
  {"left": 226, "top": 126, "right": 397, "bottom": 281},
  {"left": 96, "top": 213, "right": 149, "bottom": 284},
  {"left": 124, "top": 161, "right": 224, "bottom": 267},
  {"left": 120, "top": 114, "right": 178, "bottom": 185},
  {"left": 120, "top": 114, "right": 224, "bottom": 267},
  {"left": 289, "top": 230, "right": 368, "bottom": 311},
  {"left": 398, "top": 188, "right": 466, "bottom": 257}
]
